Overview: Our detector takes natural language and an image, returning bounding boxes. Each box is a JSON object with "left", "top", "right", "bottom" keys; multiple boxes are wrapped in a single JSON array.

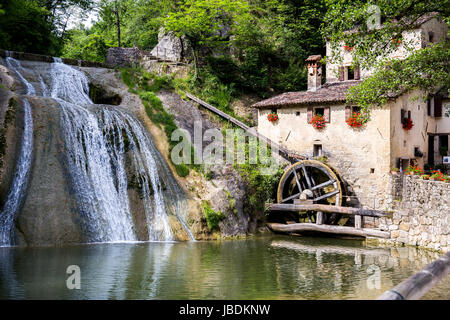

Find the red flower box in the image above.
[
  {"left": 346, "top": 112, "right": 366, "bottom": 128},
  {"left": 311, "top": 114, "right": 326, "bottom": 129},
  {"left": 402, "top": 118, "right": 414, "bottom": 130},
  {"left": 267, "top": 112, "right": 278, "bottom": 122}
]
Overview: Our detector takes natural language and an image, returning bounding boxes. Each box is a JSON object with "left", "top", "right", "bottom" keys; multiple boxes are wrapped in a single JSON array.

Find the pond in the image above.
[{"left": 0, "top": 236, "right": 449, "bottom": 300}]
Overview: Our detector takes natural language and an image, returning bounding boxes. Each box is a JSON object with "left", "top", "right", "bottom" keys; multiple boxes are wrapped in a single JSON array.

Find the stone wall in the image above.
[
  {"left": 378, "top": 175, "right": 450, "bottom": 252},
  {"left": 106, "top": 47, "right": 144, "bottom": 68},
  {"left": 0, "top": 49, "right": 110, "bottom": 68}
]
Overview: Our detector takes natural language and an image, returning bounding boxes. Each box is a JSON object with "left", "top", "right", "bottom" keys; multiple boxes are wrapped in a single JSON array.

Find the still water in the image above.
[{"left": 0, "top": 236, "right": 449, "bottom": 300}]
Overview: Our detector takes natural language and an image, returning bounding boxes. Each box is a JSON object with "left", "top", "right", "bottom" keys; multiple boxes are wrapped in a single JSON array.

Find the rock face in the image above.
[
  {"left": 0, "top": 58, "right": 198, "bottom": 246},
  {"left": 150, "top": 30, "right": 191, "bottom": 62},
  {"left": 156, "top": 90, "right": 255, "bottom": 237}
]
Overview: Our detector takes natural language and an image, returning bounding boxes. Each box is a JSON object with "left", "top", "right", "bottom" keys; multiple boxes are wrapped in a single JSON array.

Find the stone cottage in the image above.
[{"left": 252, "top": 14, "right": 449, "bottom": 210}]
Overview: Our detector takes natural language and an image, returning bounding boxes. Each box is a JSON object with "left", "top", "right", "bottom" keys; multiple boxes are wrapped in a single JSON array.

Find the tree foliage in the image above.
[
  {"left": 323, "top": 0, "right": 449, "bottom": 113},
  {"left": 0, "top": 0, "right": 92, "bottom": 56}
]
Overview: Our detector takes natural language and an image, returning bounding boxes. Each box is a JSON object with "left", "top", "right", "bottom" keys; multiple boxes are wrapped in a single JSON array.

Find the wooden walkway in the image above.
[{"left": 185, "top": 92, "right": 305, "bottom": 162}]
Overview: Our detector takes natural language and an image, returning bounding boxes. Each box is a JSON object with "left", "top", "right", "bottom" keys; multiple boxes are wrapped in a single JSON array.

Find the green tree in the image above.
[{"left": 164, "top": 0, "right": 250, "bottom": 77}]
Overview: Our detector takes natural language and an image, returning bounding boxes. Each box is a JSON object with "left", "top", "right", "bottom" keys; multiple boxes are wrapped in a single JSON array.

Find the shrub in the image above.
[{"left": 202, "top": 201, "right": 224, "bottom": 231}]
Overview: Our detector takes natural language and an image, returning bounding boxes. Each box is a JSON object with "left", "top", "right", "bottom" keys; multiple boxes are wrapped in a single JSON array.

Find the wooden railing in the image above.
[
  {"left": 377, "top": 251, "right": 450, "bottom": 300},
  {"left": 185, "top": 92, "right": 306, "bottom": 162}
]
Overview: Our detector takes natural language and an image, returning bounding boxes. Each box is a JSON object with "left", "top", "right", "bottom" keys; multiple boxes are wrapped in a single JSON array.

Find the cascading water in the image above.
[
  {"left": 0, "top": 57, "right": 193, "bottom": 245},
  {"left": 0, "top": 58, "right": 34, "bottom": 246},
  {"left": 49, "top": 59, "right": 193, "bottom": 242}
]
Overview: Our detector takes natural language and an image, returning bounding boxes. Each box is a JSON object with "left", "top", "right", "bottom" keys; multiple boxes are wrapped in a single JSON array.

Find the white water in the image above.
[
  {"left": 0, "top": 57, "right": 193, "bottom": 245},
  {"left": 49, "top": 59, "right": 192, "bottom": 242},
  {"left": 0, "top": 58, "right": 34, "bottom": 246}
]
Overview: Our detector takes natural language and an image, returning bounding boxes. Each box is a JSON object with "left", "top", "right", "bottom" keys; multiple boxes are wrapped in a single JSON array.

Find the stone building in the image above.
[{"left": 252, "top": 14, "right": 449, "bottom": 210}]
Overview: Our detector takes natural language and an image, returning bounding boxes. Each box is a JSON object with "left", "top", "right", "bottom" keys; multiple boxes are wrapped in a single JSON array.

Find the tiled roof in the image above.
[{"left": 252, "top": 80, "right": 362, "bottom": 108}]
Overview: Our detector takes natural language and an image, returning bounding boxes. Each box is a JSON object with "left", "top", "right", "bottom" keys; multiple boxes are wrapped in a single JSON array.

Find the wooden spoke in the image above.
[
  {"left": 311, "top": 179, "right": 335, "bottom": 191},
  {"left": 314, "top": 189, "right": 340, "bottom": 202},
  {"left": 281, "top": 193, "right": 301, "bottom": 203}
]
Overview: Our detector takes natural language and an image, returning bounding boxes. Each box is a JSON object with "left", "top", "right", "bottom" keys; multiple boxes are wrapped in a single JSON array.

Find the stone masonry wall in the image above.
[{"left": 378, "top": 175, "right": 450, "bottom": 252}]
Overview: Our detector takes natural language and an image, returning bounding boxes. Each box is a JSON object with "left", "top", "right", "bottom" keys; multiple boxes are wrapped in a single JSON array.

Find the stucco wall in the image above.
[
  {"left": 378, "top": 175, "right": 450, "bottom": 252},
  {"left": 257, "top": 104, "right": 392, "bottom": 209},
  {"left": 389, "top": 90, "right": 429, "bottom": 168}
]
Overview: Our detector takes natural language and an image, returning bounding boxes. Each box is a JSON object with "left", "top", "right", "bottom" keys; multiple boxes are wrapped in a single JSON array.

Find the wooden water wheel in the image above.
[{"left": 276, "top": 160, "right": 346, "bottom": 225}]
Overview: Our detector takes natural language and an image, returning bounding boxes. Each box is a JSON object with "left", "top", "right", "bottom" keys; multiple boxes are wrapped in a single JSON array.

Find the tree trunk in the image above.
[{"left": 114, "top": 2, "right": 121, "bottom": 47}]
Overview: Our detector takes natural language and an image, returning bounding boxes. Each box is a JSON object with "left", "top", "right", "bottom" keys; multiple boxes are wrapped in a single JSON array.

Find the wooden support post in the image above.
[
  {"left": 316, "top": 211, "right": 324, "bottom": 225},
  {"left": 355, "top": 215, "right": 362, "bottom": 229}
]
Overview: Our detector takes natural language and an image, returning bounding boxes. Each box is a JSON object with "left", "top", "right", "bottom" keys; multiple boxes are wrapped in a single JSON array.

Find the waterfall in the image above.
[
  {"left": 0, "top": 58, "right": 34, "bottom": 246},
  {"left": 0, "top": 57, "right": 193, "bottom": 245},
  {"left": 49, "top": 59, "right": 192, "bottom": 242}
]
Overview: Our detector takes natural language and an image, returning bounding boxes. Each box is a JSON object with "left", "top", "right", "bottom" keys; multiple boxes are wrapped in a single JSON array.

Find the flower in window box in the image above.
[
  {"left": 267, "top": 112, "right": 278, "bottom": 122},
  {"left": 343, "top": 45, "right": 354, "bottom": 51},
  {"left": 311, "top": 114, "right": 326, "bottom": 129},
  {"left": 402, "top": 118, "right": 414, "bottom": 130},
  {"left": 346, "top": 112, "right": 367, "bottom": 128}
]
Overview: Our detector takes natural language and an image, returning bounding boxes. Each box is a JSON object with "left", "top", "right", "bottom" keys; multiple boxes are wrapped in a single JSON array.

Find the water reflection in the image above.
[{"left": 0, "top": 237, "right": 448, "bottom": 300}]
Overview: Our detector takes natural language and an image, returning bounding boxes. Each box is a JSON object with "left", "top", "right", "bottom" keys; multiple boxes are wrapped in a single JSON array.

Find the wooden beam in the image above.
[
  {"left": 267, "top": 223, "right": 390, "bottom": 238},
  {"left": 355, "top": 215, "right": 362, "bottom": 229},
  {"left": 266, "top": 203, "right": 392, "bottom": 217},
  {"left": 378, "top": 252, "right": 450, "bottom": 300},
  {"left": 316, "top": 211, "right": 324, "bottom": 225}
]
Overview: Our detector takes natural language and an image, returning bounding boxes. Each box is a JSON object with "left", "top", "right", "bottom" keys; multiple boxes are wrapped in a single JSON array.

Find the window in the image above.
[
  {"left": 345, "top": 106, "right": 361, "bottom": 120},
  {"left": 428, "top": 32, "right": 434, "bottom": 43},
  {"left": 313, "top": 144, "right": 322, "bottom": 157},
  {"left": 308, "top": 107, "right": 330, "bottom": 123},
  {"left": 296, "top": 111, "right": 300, "bottom": 116},
  {"left": 314, "top": 108, "right": 324, "bottom": 116},
  {"left": 338, "top": 65, "right": 360, "bottom": 81},
  {"left": 271, "top": 108, "right": 277, "bottom": 114}
]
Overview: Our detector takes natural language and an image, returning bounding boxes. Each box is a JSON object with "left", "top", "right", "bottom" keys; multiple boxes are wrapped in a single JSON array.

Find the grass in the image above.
[{"left": 120, "top": 67, "right": 194, "bottom": 177}]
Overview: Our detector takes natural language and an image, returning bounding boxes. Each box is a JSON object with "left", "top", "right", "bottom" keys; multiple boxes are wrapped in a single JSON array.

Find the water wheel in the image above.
[{"left": 276, "top": 160, "right": 346, "bottom": 225}]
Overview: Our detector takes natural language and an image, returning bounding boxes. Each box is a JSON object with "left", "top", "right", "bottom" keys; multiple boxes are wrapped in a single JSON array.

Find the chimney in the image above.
[{"left": 305, "top": 55, "right": 322, "bottom": 91}]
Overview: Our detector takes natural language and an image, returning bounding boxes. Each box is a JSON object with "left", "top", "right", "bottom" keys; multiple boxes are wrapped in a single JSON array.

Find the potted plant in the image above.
[
  {"left": 311, "top": 114, "right": 326, "bottom": 130},
  {"left": 405, "top": 165, "right": 423, "bottom": 176},
  {"left": 402, "top": 118, "right": 414, "bottom": 130},
  {"left": 430, "top": 170, "right": 444, "bottom": 181},
  {"left": 267, "top": 112, "right": 278, "bottom": 123}
]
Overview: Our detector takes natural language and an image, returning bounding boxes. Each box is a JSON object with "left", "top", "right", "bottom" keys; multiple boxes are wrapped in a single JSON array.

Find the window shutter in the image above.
[
  {"left": 324, "top": 107, "right": 330, "bottom": 123},
  {"left": 427, "top": 97, "right": 431, "bottom": 116},
  {"left": 307, "top": 107, "right": 313, "bottom": 123},
  {"left": 345, "top": 106, "right": 351, "bottom": 120},
  {"left": 434, "top": 95, "right": 442, "bottom": 117},
  {"left": 354, "top": 65, "right": 360, "bottom": 80},
  {"left": 401, "top": 109, "right": 405, "bottom": 120},
  {"left": 338, "top": 67, "right": 344, "bottom": 81},
  {"left": 407, "top": 110, "right": 411, "bottom": 119}
]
